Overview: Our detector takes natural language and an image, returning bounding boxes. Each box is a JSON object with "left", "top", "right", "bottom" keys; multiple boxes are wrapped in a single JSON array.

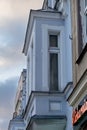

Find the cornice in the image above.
[{"left": 22, "top": 9, "right": 65, "bottom": 55}]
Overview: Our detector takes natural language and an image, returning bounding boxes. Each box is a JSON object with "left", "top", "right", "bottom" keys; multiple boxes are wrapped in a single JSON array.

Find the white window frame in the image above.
[
  {"left": 48, "top": 32, "right": 60, "bottom": 91},
  {"left": 27, "top": 55, "right": 30, "bottom": 96},
  {"left": 42, "top": 24, "right": 64, "bottom": 91}
]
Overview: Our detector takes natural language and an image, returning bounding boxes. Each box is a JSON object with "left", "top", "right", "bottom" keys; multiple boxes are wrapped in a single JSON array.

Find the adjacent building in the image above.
[
  {"left": 68, "top": 0, "right": 87, "bottom": 130},
  {"left": 8, "top": 69, "right": 26, "bottom": 130}
]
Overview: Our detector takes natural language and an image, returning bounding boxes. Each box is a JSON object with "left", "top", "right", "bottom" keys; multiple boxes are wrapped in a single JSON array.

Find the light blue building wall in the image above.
[
  {"left": 23, "top": 9, "right": 73, "bottom": 130},
  {"left": 8, "top": 1, "right": 73, "bottom": 130}
]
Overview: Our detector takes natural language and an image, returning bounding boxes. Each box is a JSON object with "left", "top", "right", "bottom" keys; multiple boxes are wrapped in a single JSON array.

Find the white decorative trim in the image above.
[
  {"left": 26, "top": 21, "right": 36, "bottom": 99},
  {"left": 42, "top": 24, "right": 64, "bottom": 91},
  {"left": 23, "top": 10, "right": 65, "bottom": 55},
  {"left": 15, "top": 127, "right": 25, "bottom": 130}
]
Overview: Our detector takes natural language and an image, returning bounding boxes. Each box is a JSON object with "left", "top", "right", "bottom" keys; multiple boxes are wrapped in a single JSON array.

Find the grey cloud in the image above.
[
  {"left": 0, "top": 1, "right": 44, "bottom": 130},
  {"left": 0, "top": 20, "right": 26, "bottom": 49},
  {"left": 0, "top": 21, "right": 26, "bottom": 71},
  {"left": 0, "top": 77, "right": 18, "bottom": 130},
  {"left": 0, "top": 119, "right": 9, "bottom": 130},
  {"left": 0, "top": 44, "right": 25, "bottom": 71},
  {"left": 0, "top": 0, "right": 44, "bottom": 27},
  {"left": 0, "top": 77, "right": 18, "bottom": 109},
  {"left": 0, "top": 13, "right": 27, "bottom": 70}
]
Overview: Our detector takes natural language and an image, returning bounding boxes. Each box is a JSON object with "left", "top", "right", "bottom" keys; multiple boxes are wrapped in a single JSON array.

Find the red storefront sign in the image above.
[{"left": 72, "top": 101, "right": 87, "bottom": 124}]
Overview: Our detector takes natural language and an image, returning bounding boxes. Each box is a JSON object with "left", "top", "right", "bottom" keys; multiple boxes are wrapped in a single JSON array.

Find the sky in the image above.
[{"left": 0, "top": 0, "right": 43, "bottom": 130}]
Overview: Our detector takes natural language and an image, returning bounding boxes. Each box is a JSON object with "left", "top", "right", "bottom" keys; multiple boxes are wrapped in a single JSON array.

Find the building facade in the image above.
[
  {"left": 68, "top": 0, "right": 87, "bottom": 130},
  {"left": 8, "top": 69, "right": 27, "bottom": 130},
  {"left": 23, "top": 0, "right": 73, "bottom": 130},
  {"left": 8, "top": 0, "right": 73, "bottom": 130}
]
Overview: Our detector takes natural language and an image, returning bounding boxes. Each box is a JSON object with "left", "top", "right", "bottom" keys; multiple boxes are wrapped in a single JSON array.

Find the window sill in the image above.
[{"left": 76, "top": 43, "right": 87, "bottom": 64}]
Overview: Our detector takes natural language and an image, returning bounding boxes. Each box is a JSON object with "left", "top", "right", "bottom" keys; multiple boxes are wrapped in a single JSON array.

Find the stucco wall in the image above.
[{"left": 71, "top": 0, "right": 87, "bottom": 86}]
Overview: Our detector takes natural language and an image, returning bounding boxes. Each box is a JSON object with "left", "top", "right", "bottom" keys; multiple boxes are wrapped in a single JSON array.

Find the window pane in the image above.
[
  {"left": 50, "top": 53, "right": 58, "bottom": 91},
  {"left": 85, "top": 0, "right": 87, "bottom": 7},
  {"left": 49, "top": 35, "right": 58, "bottom": 47},
  {"left": 86, "top": 15, "right": 87, "bottom": 35}
]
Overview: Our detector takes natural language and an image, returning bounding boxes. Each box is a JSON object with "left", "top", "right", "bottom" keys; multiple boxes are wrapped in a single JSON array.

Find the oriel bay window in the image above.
[{"left": 49, "top": 34, "right": 59, "bottom": 91}]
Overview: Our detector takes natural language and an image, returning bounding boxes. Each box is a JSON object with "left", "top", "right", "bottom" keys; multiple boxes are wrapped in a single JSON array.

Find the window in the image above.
[
  {"left": 49, "top": 34, "right": 59, "bottom": 91},
  {"left": 81, "top": 0, "right": 87, "bottom": 46},
  {"left": 49, "top": 35, "right": 58, "bottom": 47},
  {"left": 49, "top": 101, "right": 61, "bottom": 111},
  {"left": 85, "top": 0, "right": 87, "bottom": 36}
]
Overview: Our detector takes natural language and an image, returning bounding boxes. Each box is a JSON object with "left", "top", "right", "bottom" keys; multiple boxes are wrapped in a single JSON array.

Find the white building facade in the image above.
[
  {"left": 8, "top": 0, "right": 73, "bottom": 130},
  {"left": 8, "top": 69, "right": 27, "bottom": 130},
  {"left": 23, "top": 0, "right": 73, "bottom": 130}
]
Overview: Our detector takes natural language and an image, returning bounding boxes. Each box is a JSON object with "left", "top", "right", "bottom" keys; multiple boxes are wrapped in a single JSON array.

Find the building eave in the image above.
[
  {"left": 68, "top": 69, "right": 87, "bottom": 108},
  {"left": 22, "top": 9, "right": 64, "bottom": 55}
]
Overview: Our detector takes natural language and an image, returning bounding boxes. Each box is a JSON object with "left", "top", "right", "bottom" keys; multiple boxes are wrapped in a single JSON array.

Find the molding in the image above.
[
  {"left": 23, "top": 91, "right": 65, "bottom": 119},
  {"left": 23, "top": 83, "right": 72, "bottom": 120},
  {"left": 68, "top": 70, "right": 87, "bottom": 108},
  {"left": 22, "top": 9, "right": 65, "bottom": 55}
]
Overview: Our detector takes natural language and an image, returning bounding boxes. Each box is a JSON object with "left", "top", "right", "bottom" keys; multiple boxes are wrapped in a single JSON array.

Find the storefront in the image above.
[{"left": 72, "top": 99, "right": 87, "bottom": 130}]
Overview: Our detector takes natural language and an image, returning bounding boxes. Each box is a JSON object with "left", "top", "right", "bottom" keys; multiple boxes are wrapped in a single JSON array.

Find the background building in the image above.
[
  {"left": 8, "top": 69, "right": 26, "bottom": 130},
  {"left": 15, "top": 69, "right": 27, "bottom": 116},
  {"left": 68, "top": 0, "right": 87, "bottom": 130}
]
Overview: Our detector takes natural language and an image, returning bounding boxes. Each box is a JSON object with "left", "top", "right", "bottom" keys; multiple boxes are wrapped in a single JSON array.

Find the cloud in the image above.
[
  {"left": 0, "top": 0, "right": 44, "bottom": 82},
  {"left": 0, "top": 0, "right": 44, "bottom": 27},
  {"left": 0, "top": 1, "right": 44, "bottom": 130},
  {"left": 0, "top": 18, "right": 26, "bottom": 82},
  {"left": 0, "top": 119, "right": 9, "bottom": 130},
  {"left": 0, "top": 77, "right": 18, "bottom": 130},
  {"left": 0, "top": 40, "right": 26, "bottom": 81}
]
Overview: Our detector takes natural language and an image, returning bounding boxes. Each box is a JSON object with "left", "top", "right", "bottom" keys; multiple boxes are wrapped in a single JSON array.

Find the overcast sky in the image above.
[{"left": 0, "top": 1, "right": 43, "bottom": 130}]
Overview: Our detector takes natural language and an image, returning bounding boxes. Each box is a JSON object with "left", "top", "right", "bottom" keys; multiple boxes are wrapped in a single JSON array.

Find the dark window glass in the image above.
[
  {"left": 49, "top": 35, "right": 58, "bottom": 47},
  {"left": 85, "top": 0, "right": 87, "bottom": 6},
  {"left": 50, "top": 53, "right": 58, "bottom": 91},
  {"left": 86, "top": 15, "right": 87, "bottom": 35}
]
